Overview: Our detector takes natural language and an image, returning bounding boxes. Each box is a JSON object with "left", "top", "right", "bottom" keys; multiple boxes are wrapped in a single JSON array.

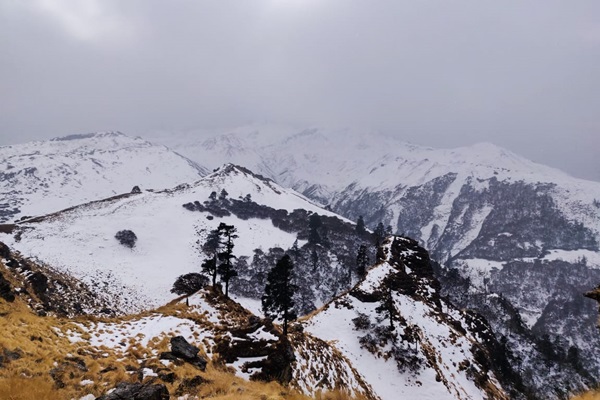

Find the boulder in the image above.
[
  {"left": 170, "top": 336, "right": 207, "bottom": 370},
  {"left": 96, "top": 382, "right": 169, "bottom": 400}
]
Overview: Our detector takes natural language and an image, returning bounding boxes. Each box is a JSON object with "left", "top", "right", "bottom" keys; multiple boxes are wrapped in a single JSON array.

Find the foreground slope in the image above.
[
  {"left": 0, "top": 248, "right": 370, "bottom": 400},
  {"left": 0, "top": 131, "right": 207, "bottom": 223}
]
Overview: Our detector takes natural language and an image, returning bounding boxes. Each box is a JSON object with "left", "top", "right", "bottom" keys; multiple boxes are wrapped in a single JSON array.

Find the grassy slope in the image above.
[{"left": 0, "top": 260, "right": 363, "bottom": 400}]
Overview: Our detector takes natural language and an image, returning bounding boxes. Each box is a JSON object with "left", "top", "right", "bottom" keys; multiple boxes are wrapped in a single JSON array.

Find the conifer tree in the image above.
[
  {"left": 308, "top": 214, "right": 322, "bottom": 245},
  {"left": 311, "top": 247, "right": 319, "bottom": 272},
  {"left": 200, "top": 227, "right": 221, "bottom": 287},
  {"left": 262, "top": 255, "right": 298, "bottom": 336},
  {"left": 356, "top": 245, "right": 370, "bottom": 278},
  {"left": 376, "top": 276, "right": 399, "bottom": 330},
  {"left": 290, "top": 239, "right": 301, "bottom": 262},
  {"left": 373, "top": 222, "right": 386, "bottom": 248},
  {"left": 217, "top": 222, "right": 238, "bottom": 297},
  {"left": 356, "top": 216, "right": 366, "bottom": 234}
]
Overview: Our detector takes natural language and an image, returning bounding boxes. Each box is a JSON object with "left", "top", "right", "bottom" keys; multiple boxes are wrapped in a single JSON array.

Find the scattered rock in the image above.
[
  {"left": 3, "top": 348, "right": 23, "bottom": 361},
  {"left": 96, "top": 382, "right": 169, "bottom": 400},
  {"left": 49, "top": 356, "right": 88, "bottom": 389},
  {"left": 170, "top": 336, "right": 207, "bottom": 370},
  {"left": 159, "top": 352, "right": 178, "bottom": 361},
  {"left": 100, "top": 366, "right": 118, "bottom": 374},
  {"left": 0, "top": 242, "right": 10, "bottom": 259},
  {"left": 28, "top": 271, "right": 48, "bottom": 295},
  {"left": 175, "top": 375, "right": 211, "bottom": 396},
  {"left": 0, "top": 272, "right": 15, "bottom": 302},
  {"left": 65, "top": 355, "right": 88, "bottom": 372},
  {"left": 157, "top": 371, "right": 177, "bottom": 384}
]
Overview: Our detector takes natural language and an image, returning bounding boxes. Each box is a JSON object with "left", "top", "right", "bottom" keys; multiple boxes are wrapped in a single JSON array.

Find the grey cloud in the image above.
[{"left": 1, "top": 0, "right": 598, "bottom": 181}]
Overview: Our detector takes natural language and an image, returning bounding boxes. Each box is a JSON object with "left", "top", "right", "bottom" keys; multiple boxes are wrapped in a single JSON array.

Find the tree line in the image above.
[{"left": 172, "top": 211, "right": 392, "bottom": 336}]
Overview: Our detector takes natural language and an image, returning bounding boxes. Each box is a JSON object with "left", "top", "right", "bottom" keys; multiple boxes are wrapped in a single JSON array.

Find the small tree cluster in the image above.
[
  {"left": 171, "top": 273, "right": 209, "bottom": 295},
  {"left": 352, "top": 312, "right": 372, "bottom": 330},
  {"left": 196, "top": 222, "right": 239, "bottom": 298},
  {"left": 115, "top": 230, "right": 137, "bottom": 248}
]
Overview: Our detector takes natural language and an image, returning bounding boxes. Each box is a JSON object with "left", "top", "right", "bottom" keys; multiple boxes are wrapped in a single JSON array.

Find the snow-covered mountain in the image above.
[
  {"left": 152, "top": 127, "right": 600, "bottom": 260},
  {"left": 3, "top": 129, "right": 599, "bottom": 398},
  {"left": 150, "top": 126, "right": 600, "bottom": 398},
  {"left": 0, "top": 131, "right": 207, "bottom": 223},
  {"left": 0, "top": 164, "right": 349, "bottom": 312}
]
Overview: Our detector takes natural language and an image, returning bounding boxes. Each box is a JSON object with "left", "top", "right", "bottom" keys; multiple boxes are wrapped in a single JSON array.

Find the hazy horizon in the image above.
[{"left": 1, "top": 1, "right": 599, "bottom": 181}]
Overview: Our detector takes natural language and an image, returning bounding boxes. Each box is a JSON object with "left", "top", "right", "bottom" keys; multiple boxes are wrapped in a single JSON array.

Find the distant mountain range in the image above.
[
  {"left": 1, "top": 129, "right": 600, "bottom": 399},
  {"left": 0, "top": 131, "right": 207, "bottom": 223}
]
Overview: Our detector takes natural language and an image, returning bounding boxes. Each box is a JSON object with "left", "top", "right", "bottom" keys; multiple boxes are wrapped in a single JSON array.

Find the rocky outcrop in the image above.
[{"left": 96, "top": 382, "right": 169, "bottom": 400}]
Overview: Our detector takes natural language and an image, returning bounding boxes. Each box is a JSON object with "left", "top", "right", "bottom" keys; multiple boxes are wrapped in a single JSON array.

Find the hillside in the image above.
[
  {"left": 2, "top": 130, "right": 599, "bottom": 399},
  {"left": 0, "top": 131, "right": 207, "bottom": 223},
  {"left": 0, "top": 246, "right": 369, "bottom": 400},
  {"left": 304, "top": 236, "right": 514, "bottom": 400},
  {"left": 0, "top": 228, "right": 513, "bottom": 400},
  {"left": 0, "top": 164, "right": 370, "bottom": 314}
]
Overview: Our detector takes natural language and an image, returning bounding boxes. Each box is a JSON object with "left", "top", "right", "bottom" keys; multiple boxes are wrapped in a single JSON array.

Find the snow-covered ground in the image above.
[
  {"left": 304, "top": 254, "right": 504, "bottom": 400},
  {"left": 1, "top": 165, "right": 343, "bottom": 313},
  {"left": 0, "top": 131, "right": 206, "bottom": 222}
]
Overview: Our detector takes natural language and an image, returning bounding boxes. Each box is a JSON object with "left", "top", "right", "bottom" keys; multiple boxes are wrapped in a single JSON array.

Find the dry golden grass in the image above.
[
  {"left": 571, "top": 391, "right": 600, "bottom": 400},
  {"left": 0, "top": 291, "right": 365, "bottom": 400},
  {"left": 0, "top": 375, "right": 58, "bottom": 400}
]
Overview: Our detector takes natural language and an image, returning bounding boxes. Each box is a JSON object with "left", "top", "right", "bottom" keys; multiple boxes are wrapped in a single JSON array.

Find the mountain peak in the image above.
[{"left": 50, "top": 131, "right": 128, "bottom": 142}]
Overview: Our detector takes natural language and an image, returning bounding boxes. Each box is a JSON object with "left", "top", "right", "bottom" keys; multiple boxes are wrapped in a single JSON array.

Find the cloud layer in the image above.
[{"left": 1, "top": 1, "right": 599, "bottom": 180}]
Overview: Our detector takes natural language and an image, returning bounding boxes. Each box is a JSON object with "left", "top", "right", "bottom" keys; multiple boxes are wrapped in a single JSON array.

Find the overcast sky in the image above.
[{"left": 1, "top": 1, "right": 599, "bottom": 181}]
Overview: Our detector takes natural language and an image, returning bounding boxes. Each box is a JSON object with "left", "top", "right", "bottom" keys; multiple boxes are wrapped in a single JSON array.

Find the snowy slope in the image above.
[
  {"left": 151, "top": 126, "right": 600, "bottom": 254},
  {"left": 0, "top": 131, "right": 207, "bottom": 223},
  {"left": 304, "top": 236, "right": 509, "bottom": 400},
  {"left": 0, "top": 164, "right": 344, "bottom": 313}
]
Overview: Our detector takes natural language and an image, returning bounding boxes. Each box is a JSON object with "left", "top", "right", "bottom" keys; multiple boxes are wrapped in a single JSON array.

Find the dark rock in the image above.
[
  {"left": 0, "top": 272, "right": 15, "bottom": 302},
  {"left": 159, "top": 352, "right": 178, "bottom": 361},
  {"left": 65, "top": 356, "right": 88, "bottom": 371},
  {"left": 28, "top": 271, "right": 48, "bottom": 295},
  {"left": 96, "top": 382, "right": 169, "bottom": 400},
  {"left": 0, "top": 242, "right": 10, "bottom": 259},
  {"left": 0, "top": 225, "right": 16, "bottom": 235},
  {"left": 131, "top": 186, "right": 141, "bottom": 194},
  {"left": 170, "top": 336, "right": 206, "bottom": 370},
  {"left": 158, "top": 371, "right": 177, "bottom": 384},
  {"left": 3, "top": 348, "right": 23, "bottom": 361},
  {"left": 175, "top": 375, "right": 210, "bottom": 396},
  {"left": 100, "top": 366, "right": 118, "bottom": 373}
]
